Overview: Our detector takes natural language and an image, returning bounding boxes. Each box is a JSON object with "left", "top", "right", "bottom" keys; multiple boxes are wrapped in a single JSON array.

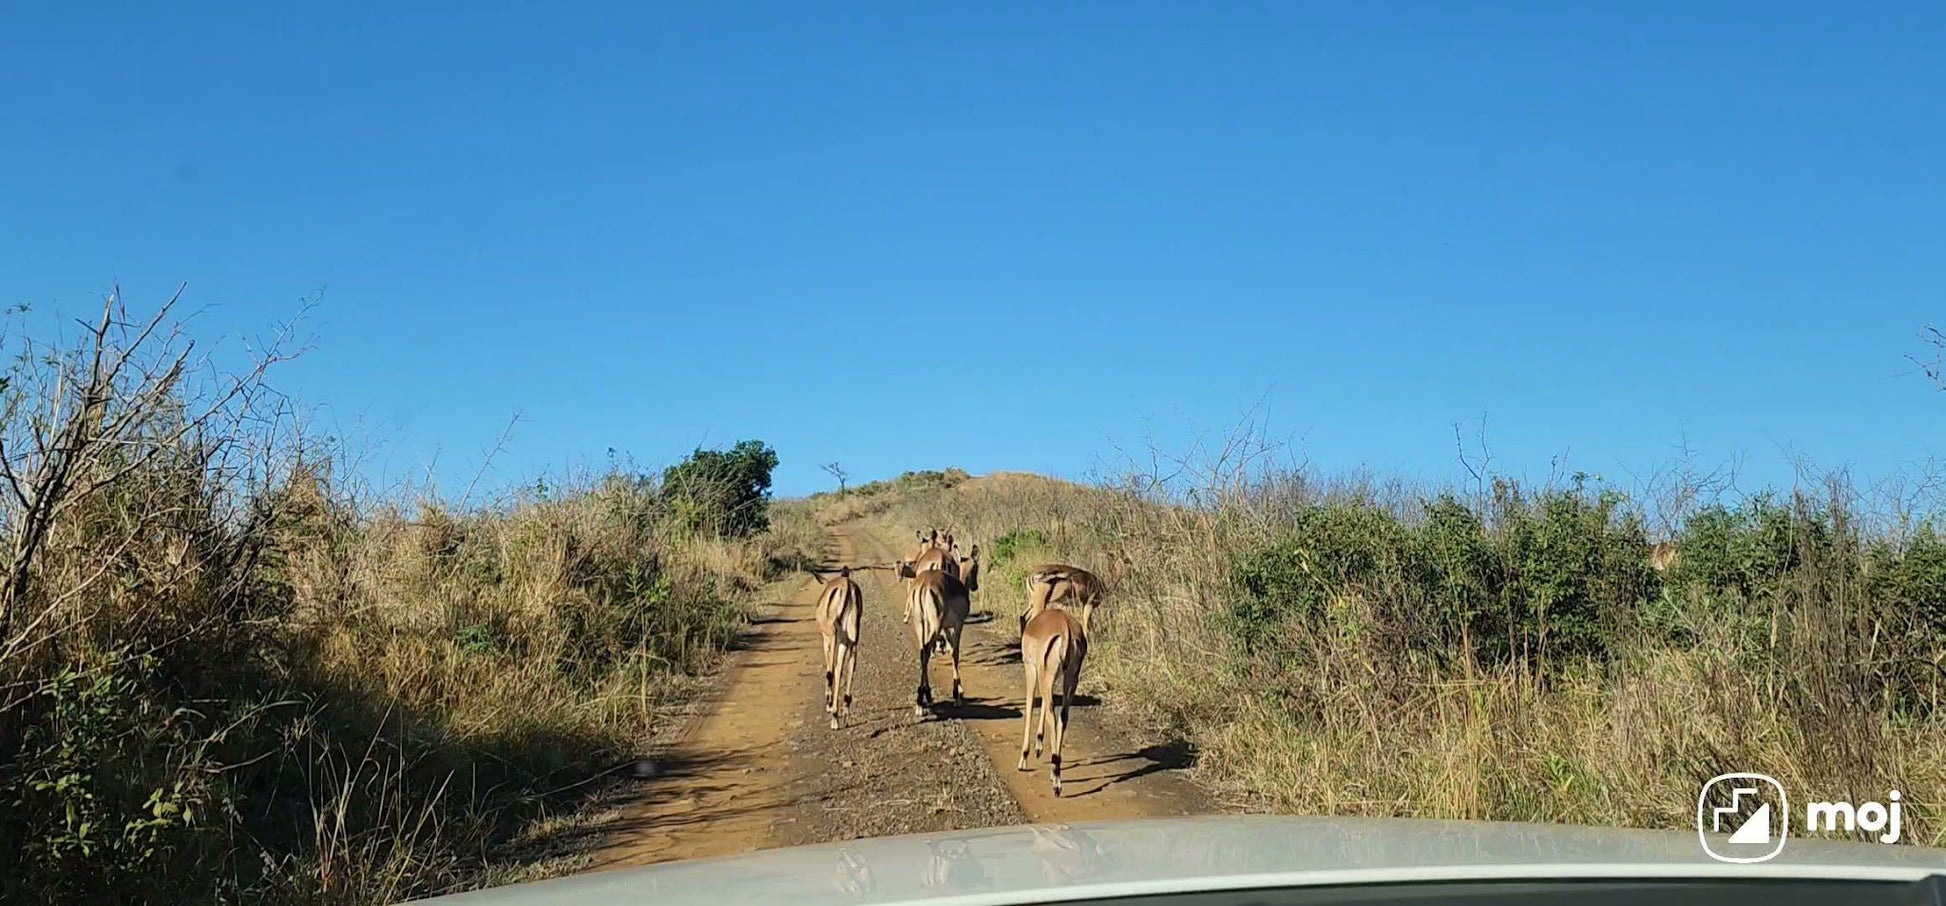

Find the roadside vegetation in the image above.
[
  {"left": 0, "top": 294, "right": 813, "bottom": 903},
  {"left": 854, "top": 454, "right": 1946, "bottom": 847}
]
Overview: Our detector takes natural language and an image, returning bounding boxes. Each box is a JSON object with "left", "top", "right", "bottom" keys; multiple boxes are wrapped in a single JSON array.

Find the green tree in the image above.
[{"left": 661, "top": 440, "right": 779, "bottom": 537}]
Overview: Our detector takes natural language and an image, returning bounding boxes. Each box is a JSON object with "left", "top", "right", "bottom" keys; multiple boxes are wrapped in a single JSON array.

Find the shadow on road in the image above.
[
  {"left": 947, "top": 691, "right": 1103, "bottom": 722},
  {"left": 1064, "top": 741, "right": 1198, "bottom": 798},
  {"left": 964, "top": 640, "right": 1023, "bottom": 667},
  {"left": 939, "top": 696, "right": 1021, "bottom": 721}
]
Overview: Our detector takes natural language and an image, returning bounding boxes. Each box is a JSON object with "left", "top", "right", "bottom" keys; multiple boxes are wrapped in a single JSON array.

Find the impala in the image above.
[
  {"left": 902, "top": 545, "right": 978, "bottom": 717},
  {"left": 1017, "top": 568, "right": 1100, "bottom": 797},
  {"left": 907, "top": 529, "right": 945, "bottom": 565},
  {"left": 957, "top": 544, "right": 981, "bottom": 597},
  {"left": 814, "top": 567, "right": 864, "bottom": 729},
  {"left": 915, "top": 542, "right": 978, "bottom": 652},
  {"left": 911, "top": 545, "right": 960, "bottom": 580},
  {"left": 901, "top": 529, "right": 955, "bottom": 624},
  {"left": 1649, "top": 541, "right": 1680, "bottom": 572},
  {"left": 1018, "top": 563, "right": 1108, "bottom": 635}
]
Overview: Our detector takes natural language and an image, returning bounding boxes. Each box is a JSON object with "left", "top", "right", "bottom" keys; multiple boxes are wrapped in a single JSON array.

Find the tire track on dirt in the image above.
[{"left": 579, "top": 533, "right": 833, "bottom": 871}]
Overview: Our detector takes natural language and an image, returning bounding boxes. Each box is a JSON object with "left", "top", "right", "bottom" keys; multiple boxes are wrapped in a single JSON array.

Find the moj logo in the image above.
[
  {"left": 1698, "top": 773, "right": 1789, "bottom": 863},
  {"left": 1698, "top": 773, "right": 1904, "bottom": 863},
  {"left": 1806, "top": 790, "right": 1904, "bottom": 844}
]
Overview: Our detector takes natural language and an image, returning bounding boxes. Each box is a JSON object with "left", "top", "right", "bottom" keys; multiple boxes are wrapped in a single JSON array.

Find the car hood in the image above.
[{"left": 410, "top": 815, "right": 1946, "bottom": 905}]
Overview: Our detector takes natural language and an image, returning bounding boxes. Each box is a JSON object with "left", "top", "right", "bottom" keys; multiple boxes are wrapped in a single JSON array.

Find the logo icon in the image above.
[{"left": 1698, "top": 773, "right": 1789, "bottom": 863}]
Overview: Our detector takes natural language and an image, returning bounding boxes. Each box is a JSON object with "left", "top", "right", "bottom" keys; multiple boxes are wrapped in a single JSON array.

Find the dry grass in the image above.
[
  {"left": 847, "top": 468, "right": 1946, "bottom": 847},
  {"left": 803, "top": 469, "right": 971, "bottom": 526},
  {"left": 0, "top": 295, "right": 809, "bottom": 903}
]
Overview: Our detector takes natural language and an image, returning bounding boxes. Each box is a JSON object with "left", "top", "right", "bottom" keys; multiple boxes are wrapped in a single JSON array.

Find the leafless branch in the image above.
[{"left": 457, "top": 413, "right": 523, "bottom": 510}]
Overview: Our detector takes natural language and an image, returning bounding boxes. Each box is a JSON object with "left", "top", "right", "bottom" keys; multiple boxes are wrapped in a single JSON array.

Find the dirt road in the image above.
[{"left": 583, "top": 519, "right": 1215, "bottom": 872}]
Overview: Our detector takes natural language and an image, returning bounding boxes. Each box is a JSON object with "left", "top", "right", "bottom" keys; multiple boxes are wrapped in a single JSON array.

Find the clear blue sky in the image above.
[{"left": 4, "top": 3, "right": 1941, "bottom": 498}]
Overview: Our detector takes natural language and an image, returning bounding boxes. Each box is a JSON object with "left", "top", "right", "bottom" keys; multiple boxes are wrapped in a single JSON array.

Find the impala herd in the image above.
[{"left": 810, "top": 528, "right": 1111, "bottom": 796}]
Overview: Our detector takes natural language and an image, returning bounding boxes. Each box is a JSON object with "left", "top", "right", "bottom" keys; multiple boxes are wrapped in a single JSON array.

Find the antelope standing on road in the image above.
[
  {"left": 907, "top": 529, "right": 944, "bottom": 564},
  {"left": 1017, "top": 569, "right": 1101, "bottom": 797},
  {"left": 957, "top": 543, "right": 980, "bottom": 598},
  {"left": 901, "top": 531, "right": 964, "bottom": 649},
  {"left": 933, "top": 543, "right": 981, "bottom": 654},
  {"left": 903, "top": 539, "right": 978, "bottom": 653},
  {"left": 911, "top": 545, "right": 961, "bottom": 580},
  {"left": 815, "top": 567, "right": 864, "bottom": 729},
  {"left": 901, "top": 529, "right": 954, "bottom": 623},
  {"left": 902, "top": 545, "right": 978, "bottom": 717},
  {"left": 907, "top": 528, "right": 954, "bottom": 559}
]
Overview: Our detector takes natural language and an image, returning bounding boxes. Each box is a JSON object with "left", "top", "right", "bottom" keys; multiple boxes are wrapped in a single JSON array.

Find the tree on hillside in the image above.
[
  {"left": 821, "top": 461, "right": 849, "bottom": 496},
  {"left": 662, "top": 440, "right": 779, "bottom": 537}
]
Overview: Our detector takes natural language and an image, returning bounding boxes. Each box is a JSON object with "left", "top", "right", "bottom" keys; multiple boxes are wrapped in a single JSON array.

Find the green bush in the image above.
[
  {"left": 1671, "top": 494, "right": 1800, "bottom": 600},
  {"left": 661, "top": 440, "right": 778, "bottom": 538},
  {"left": 1228, "top": 503, "right": 1417, "bottom": 655},
  {"left": 1419, "top": 494, "right": 1495, "bottom": 644},
  {"left": 1868, "top": 523, "right": 1946, "bottom": 634},
  {"left": 1225, "top": 482, "right": 1655, "bottom": 666},
  {"left": 1486, "top": 483, "right": 1655, "bottom": 662},
  {"left": 2, "top": 652, "right": 222, "bottom": 901}
]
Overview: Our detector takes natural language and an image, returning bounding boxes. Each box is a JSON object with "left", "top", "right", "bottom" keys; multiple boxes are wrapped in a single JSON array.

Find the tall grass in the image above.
[
  {"left": 865, "top": 463, "right": 1946, "bottom": 846},
  {"left": 0, "top": 295, "right": 804, "bottom": 902}
]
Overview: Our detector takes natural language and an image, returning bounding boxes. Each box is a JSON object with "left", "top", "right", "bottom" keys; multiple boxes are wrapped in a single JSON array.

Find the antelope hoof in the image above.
[
  {"left": 829, "top": 715, "right": 841, "bottom": 730},
  {"left": 1017, "top": 755, "right": 1029, "bottom": 771}
]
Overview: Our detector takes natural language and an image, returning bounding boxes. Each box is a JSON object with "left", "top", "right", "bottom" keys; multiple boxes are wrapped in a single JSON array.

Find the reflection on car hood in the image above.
[{"left": 410, "top": 815, "right": 1946, "bottom": 905}]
